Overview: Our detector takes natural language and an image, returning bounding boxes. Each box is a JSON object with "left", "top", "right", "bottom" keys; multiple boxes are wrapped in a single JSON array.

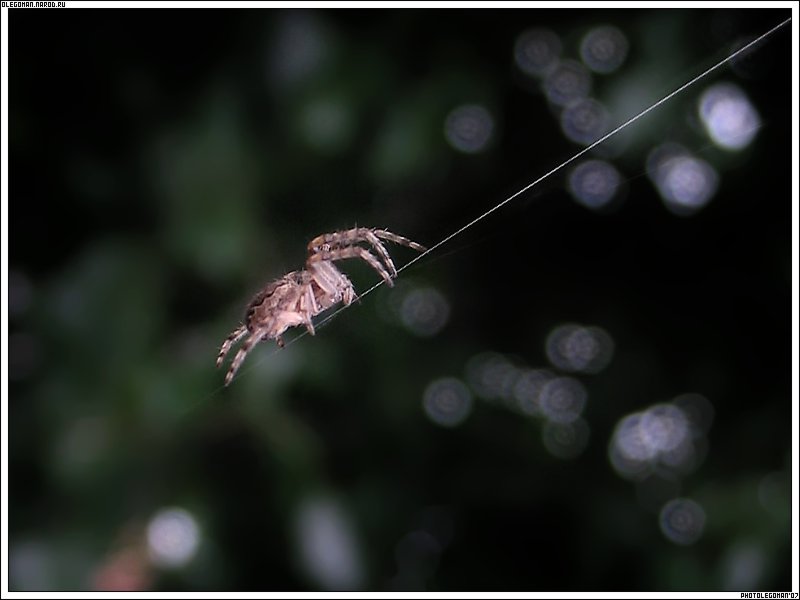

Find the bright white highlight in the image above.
[
  {"left": 609, "top": 395, "right": 713, "bottom": 481},
  {"left": 698, "top": 82, "right": 760, "bottom": 150},
  {"left": 146, "top": 508, "right": 201, "bottom": 569}
]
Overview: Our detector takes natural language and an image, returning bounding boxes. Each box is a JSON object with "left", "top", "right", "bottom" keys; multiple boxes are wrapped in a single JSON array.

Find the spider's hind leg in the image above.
[
  {"left": 217, "top": 325, "right": 247, "bottom": 368},
  {"left": 225, "top": 327, "right": 265, "bottom": 386}
]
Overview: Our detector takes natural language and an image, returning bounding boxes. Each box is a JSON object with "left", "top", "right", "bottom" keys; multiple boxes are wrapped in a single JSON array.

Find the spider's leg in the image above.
[
  {"left": 300, "top": 284, "right": 318, "bottom": 335},
  {"left": 340, "top": 274, "right": 356, "bottom": 305},
  {"left": 309, "top": 228, "right": 399, "bottom": 277},
  {"left": 217, "top": 325, "right": 248, "bottom": 368},
  {"left": 361, "top": 230, "right": 400, "bottom": 277},
  {"left": 373, "top": 229, "right": 427, "bottom": 253},
  {"left": 308, "top": 246, "right": 394, "bottom": 286},
  {"left": 276, "top": 336, "right": 285, "bottom": 348},
  {"left": 225, "top": 327, "right": 265, "bottom": 386}
]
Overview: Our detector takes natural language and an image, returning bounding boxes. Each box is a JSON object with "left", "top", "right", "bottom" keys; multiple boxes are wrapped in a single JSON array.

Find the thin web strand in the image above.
[
  {"left": 302, "top": 17, "right": 791, "bottom": 335},
  {"left": 227, "top": 17, "right": 790, "bottom": 387}
]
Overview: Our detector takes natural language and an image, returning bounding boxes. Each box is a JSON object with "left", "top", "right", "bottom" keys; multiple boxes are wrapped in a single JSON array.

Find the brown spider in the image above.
[{"left": 216, "top": 227, "right": 426, "bottom": 386}]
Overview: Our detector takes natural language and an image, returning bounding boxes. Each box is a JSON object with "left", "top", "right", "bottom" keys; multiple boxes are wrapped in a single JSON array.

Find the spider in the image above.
[{"left": 216, "top": 227, "right": 426, "bottom": 386}]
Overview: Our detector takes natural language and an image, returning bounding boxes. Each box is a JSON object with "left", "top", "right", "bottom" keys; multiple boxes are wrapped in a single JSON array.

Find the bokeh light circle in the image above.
[
  {"left": 580, "top": 26, "right": 629, "bottom": 74},
  {"left": 514, "top": 28, "right": 562, "bottom": 78},
  {"left": 544, "top": 60, "right": 591, "bottom": 107},
  {"left": 295, "top": 496, "right": 364, "bottom": 590},
  {"left": 512, "top": 368, "right": 553, "bottom": 416},
  {"left": 400, "top": 287, "right": 450, "bottom": 337},
  {"left": 423, "top": 377, "right": 474, "bottom": 428},
  {"left": 609, "top": 398, "right": 708, "bottom": 481},
  {"left": 639, "top": 404, "right": 691, "bottom": 454},
  {"left": 568, "top": 160, "right": 622, "bottom": 209},
  {"left": 659, "top": 498, "right": 706, "bottom": 545},
  {"left": 538, "top": 377, "right": 587, "bottom": 424},
  {"left": 698, "top": 82, "right": 760, "bottom": 151},
  {"left": 444, "top": 104, "right": 494, "bottom": 154},
  {"left": 647, "top": 144, "right": 718, "bottom": 216},
  {"left": 146, "top": 507, "right": 201, "bottom": 569},
  {"left": 465, "top": 352, "right": 519, "bottom": 401},
  {"left": 545, "top": 323, "right": 615, "bottom": 373},
  {"left": 560, "top": 98, "right": 610, "bottom": 146}
]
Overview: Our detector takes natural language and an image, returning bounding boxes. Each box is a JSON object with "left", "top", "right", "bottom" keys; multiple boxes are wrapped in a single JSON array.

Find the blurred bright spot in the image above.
[
  {"left": 423, "top": 377, "right": 474, "bottom": 428},
  {"left": 267, "top": 12, "right": 331, "bottom": 89},
  {"left": 580, "top": 25, "right": 629, "bottom": 74},
  {"left": 560, "top": 98, "right": 609, "bottom": 145},
  {"left": 698, "top": 82, "right": 760, "bottom": 151},
  {"left": 568, "top": 159, "right": 622, "bottom": 209},
  {"left": 444, "top": 104, "right": 494, "bottom": 154},
  {"left": 722, "top": 541, "right": 766, "bottom": 590},
  {"left": 545, "top": 323, "right": 615, "bottom": 373},
  {"left": 465, "top": 352, "right": 519, "bottom": 402},
  {"left": 400, "top": 287, "right": 450, "bottom": 337},
  {"left": 544, "top": 60, "right": 591, "bottom": 107},
  {"left": 647, "top": 143, "right": 719, "bottom": 216},
  {"left": 640, "top": 404, "right": 691, "bottom": 454},
  {"left": 659, "top": 498, "right": 706, "bottom": 545},
  {"left": 512, "top": 368, "right": 554, "bottom": 416},
  {"left": 609, "top": 399, "right": 706, "bottom": 481},
  {"left": 542, "top": 418, "right": 590, "bottom": 459},
  {"left": 146, "top": 507, "right": 201, "bottom": 569},
  {"left": 295, "top": 496, "right": 364, "bottom": 590},
  {"left": 538, "top": 376, "right": 587, "bottom": 424},
  {"left": 299, "top": 97, "right": 354, "bottom": 155},
  {"left": 514, "top": 28, "right": 562, "bottom": 78}
]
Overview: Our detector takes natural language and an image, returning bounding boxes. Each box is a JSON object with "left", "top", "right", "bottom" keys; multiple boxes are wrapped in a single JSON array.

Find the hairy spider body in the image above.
[{"left": 217, "top": 228, "right": 425, "bottom": 386}]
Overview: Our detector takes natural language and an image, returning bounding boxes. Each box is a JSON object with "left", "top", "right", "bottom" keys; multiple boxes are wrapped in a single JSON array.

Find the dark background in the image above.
[{"left": 7, "top": 8, "right": 793, "bottom": 591}]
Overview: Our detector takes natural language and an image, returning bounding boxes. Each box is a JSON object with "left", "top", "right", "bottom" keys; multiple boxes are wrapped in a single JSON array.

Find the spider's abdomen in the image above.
[{"left": 244, "top": 271, "right": 309, "bottom": 330}]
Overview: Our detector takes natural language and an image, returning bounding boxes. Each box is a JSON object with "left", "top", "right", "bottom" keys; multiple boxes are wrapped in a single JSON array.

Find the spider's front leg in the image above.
[{"left": 308, "top": 246, "right": 395, "bottom": 286}]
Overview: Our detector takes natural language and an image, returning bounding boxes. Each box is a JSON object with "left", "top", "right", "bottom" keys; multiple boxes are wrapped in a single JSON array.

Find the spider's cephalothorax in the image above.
[{"left": 216, "top": 227, "right": 426, "bottom": 386}]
